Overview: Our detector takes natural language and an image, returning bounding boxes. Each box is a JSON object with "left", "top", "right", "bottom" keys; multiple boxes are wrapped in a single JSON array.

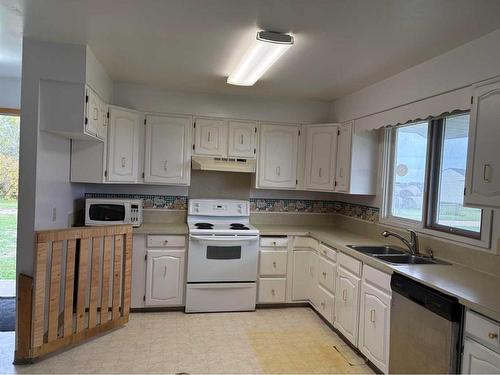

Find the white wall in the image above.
[
  {"left": 330, "top": 29, "right": 500, "bottom": 122},
  {"left": 0, "top": 76, "right": 21, "bottom": 109},
  {"left": 329, "top": 29, "right": 500, "bottom": 253}
]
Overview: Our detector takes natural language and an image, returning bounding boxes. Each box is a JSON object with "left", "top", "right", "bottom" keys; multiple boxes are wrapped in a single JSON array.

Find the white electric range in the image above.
[{"left": 185, "top": 199, "right": 260, "bottom": 313}]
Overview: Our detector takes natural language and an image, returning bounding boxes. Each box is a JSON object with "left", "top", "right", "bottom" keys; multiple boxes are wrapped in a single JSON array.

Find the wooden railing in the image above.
[{"left": 15, "top": 225, "right": 133, "bottom": 363}]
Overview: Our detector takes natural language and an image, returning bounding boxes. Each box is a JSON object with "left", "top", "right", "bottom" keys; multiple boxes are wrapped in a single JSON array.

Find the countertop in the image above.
[
  {"left": 133, "top": 222, "right": 188, "bottom": 235},
  {"left": 255, "top": 224, "right": 500, "bottom": 321}
]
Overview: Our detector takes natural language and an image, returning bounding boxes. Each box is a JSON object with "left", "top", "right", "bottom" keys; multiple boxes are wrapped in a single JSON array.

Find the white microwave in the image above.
[{"left": 85, "top": 198, "right": 143, "bottom": 227}]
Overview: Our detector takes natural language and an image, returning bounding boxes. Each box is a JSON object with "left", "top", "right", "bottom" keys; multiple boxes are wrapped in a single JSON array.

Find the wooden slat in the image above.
[
  {"left": 63, "top": 239, "right": 76, "bottom": 337},
  {"left": 47, "top": 241, "right": 63, "bottom": 342},
  {"left": 88, "top": 237, "right": 101, "bottom": 328},
  {"left": 76, "top": 239, "right": 90, "bottom": 333},
  {"left": 31, "top": 317, "right": 128, "bottom": 359},
  {"left": 0, "top": 107, "right": 20, "bottom": 115},
  {"left": 15, "top": 274, "right": 33, "bottom": 363},
  {"left": 37, "top": 225, "right": 131, "bottom": 242},
  {"left": 121, "top": 228, "right": 133, "bottom": 320},
  {"left": 100, "top": 236, "right": 112, "bottom": 324},
  {"left": 32, "top": 242, "right": 48, "bottom": 348},
  {"left": 112, "top": 235, "right": 122, "bottom": 320}
]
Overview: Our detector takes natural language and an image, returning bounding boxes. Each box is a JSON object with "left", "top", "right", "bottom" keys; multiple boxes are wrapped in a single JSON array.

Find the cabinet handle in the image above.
[
  {"left": 240, "top": 135, "right": 244, "bottom": 144},
  {"left": 342, "top": 289, "right": 347, "bottom": 302},
  {"left": 319, "top": 167, "right": 322, "bottom": 178},
  {"left": 484, "top": 164, "right": 491, "bottom": 182},
  {"left": 339, "top": 167, "right": 343, "bottom": 178},
  {"left": 272, "top": 241, "right": 276, "bottom": 246},
  {"left": 322, "top": 271, "right": 327, "bottom": 278},
  {"left": 93, "top": 107, "right": 98, "bottom": 121},
  {"left": 489, "top": 332, "right": 498, "bottom": 339},
  {"left": 121, "top": 157, "right": 126, "bottom": 168},
  {"left": 208, "top": 131, "right": 211, "bottom": 142},
  {"left": 310, "top": 266, "right": 314, "bottom": 277},
  {"left": 164, "top": 160, "right": 168, "bottom": 171},
  {"left": 370, "top": 309, "right": 376, "bottom": 323},
  {"left": 163, "top": 265, "right": 167, "bottom": 278},
  {"left": 272, "top": 261, "right": 277, "bottom": 268},
  {"left": 321, "top": 302, "right": 326, "bottom": 308},
  {"left": 322, "top": 250, "right": 327, "bottom": 256},
  {"left": 164, "top": 240, "right": 169, "bottom": 245},
  {"left": 276, "top": 166, "right": 281, "bottom": 176},
  {"left": 271, "top": 289, "right": 275, "bottom": 296}
]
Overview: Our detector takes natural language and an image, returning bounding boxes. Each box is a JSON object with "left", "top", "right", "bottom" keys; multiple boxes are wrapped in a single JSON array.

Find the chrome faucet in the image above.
[{"left": 381, "top": 229, "right": 419, "bottom": 255}]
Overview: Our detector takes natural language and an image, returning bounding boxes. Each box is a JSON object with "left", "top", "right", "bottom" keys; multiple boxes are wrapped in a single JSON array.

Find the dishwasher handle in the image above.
[{"left": 391, "top": 273, "right": 462, "bottom": 322}]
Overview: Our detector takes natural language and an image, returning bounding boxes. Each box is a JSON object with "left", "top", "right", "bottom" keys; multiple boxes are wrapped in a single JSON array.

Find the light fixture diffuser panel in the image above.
[{"left": 227, "top": 31, "right": 294, "bottom": 86}]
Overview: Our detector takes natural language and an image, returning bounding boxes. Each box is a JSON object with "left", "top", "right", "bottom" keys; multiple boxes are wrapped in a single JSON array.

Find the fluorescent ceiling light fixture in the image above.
[{"left": 227, "top": 31, "right": 294, "bottom": 86}]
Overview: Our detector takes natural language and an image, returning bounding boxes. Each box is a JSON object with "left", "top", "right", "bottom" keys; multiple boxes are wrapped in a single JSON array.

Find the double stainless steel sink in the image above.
[{"left": 347, "top": 245, "right": 443, "bottom": 265}]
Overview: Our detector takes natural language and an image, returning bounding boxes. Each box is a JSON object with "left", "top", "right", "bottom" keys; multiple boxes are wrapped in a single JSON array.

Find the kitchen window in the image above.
[{"left": 382, "top": 113, "right": 492, "bottom": 247}]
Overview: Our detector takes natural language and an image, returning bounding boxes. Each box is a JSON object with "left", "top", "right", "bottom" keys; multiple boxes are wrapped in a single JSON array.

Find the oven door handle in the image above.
[{"left": 189, "top": 235, "right": 259, "bottom": 242}]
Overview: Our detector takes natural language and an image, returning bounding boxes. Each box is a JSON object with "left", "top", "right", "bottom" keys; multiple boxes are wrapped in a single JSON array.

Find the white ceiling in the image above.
[{"left": 2, "top": 0, "right": 500, "bottom": 101}]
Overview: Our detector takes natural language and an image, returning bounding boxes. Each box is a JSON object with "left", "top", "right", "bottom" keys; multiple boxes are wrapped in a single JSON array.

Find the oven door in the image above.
[{"left": 187, "top": 235, "right": 259, "bottom": 282}]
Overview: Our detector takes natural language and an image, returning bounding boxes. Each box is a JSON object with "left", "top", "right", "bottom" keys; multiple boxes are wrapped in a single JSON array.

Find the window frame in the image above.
[{"left": 381, "top": 113, "right": 492, "bottom": 249}]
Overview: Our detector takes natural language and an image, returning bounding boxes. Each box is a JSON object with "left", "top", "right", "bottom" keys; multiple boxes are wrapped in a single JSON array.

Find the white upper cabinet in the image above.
[
  {"left": 335, "top": 120, "right": 379, "bottom": 195},
  {"left": 304, "top": 124, "right": 338, "bottom": 191},
  {"left": 257, "top": 123, "right": 300, "bottom": 189},
  {"left": 85, "top": 87, "right": 100, "bottom": 137},
  {"left": 465, "top": 78, "right": 500, "bottom": 208},
  {"left": 193, "top": 117, "right": 228, "bottom": 157},
  {"left": 144, "top": 114, "right": 192, "bottom": 185},
  {"left": 106, "top": 106, "right": 141, "bottom": 183},
  {"left": 228, "top": 120, "right": 257, "bottom": 159},
  {"left": 335, "top": 122, "right": 352, "bottom": 192}
]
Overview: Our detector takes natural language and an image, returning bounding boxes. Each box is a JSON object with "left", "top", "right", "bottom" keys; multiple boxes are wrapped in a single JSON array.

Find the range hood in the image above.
[{"left": 191, "top": 156, "right": 256, "bottom": 173}]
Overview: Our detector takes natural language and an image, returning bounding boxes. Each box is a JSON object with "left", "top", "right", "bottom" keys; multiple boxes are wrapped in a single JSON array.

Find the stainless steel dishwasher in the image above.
[{"left": 389, "top": 274, "right": 463, "bottom": 374}]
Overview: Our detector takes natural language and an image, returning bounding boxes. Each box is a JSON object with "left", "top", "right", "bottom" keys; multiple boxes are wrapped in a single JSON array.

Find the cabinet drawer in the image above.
[
  {"left": 259, "top": 250, "right": 287, "bottom": 276},
  {"left": 338, "top": 252, "right": 361, "bottom": 276},
  {"left": 258, "top": 278, "right": 286, "bottom": 303},
  {"left": 147, "top": 235, "right": 185, "bottom": 248},
  {"left": 362, "top": 264, "right": 391, "bottom": 295},
  {"left": 318, "top": 256, "right": 336, "bottom": 294},
  {"left": 316, "top": 285, "right": 334, "bottom": 324},
  {"left": 319, "top": 243, "right": 337, "bottom": 261},
  {"left": 466, "top": 311, "right": 500, "bottom": 352},
  {"left": 294, "top": 236, "right": 318, "bottom": 250},
  {"left": 260, "top": 236, "right": 288, "bottom": 248}
]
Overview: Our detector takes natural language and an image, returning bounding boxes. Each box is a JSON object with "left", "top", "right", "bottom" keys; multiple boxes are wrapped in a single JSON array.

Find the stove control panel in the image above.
[{"left": 189, "top": 199, "right": 249, "bottom": 217}]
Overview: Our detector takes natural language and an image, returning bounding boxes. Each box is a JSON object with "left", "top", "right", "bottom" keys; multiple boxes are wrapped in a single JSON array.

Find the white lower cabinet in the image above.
[
  {"left": 316, "top": 284, "right": 335, "bottom": 324},
  {"left": 145, "top": 249, "right": 185, "bottom": 306},
  {"left": 462, "top": 338, "right": 500, "bottom": 374},
  {"left": 358, "top": 265, "right": 392, "bottom": 374},
  {"left": 292, "top": 249, "right": 317, "bottom": 302},
  {"left": 335, "top": 264, "right": 361, "bottom": 346},
  {"left": 258, "top": 278, "right": 286, "bottom": 303},
  {"left": 131, "top": 234, "right": 186, "bottom": 308}
]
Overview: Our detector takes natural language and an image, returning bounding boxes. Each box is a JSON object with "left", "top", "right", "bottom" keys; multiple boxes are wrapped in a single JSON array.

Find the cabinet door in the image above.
[
  {"left": 145, "top": 250, "right": 185, "bottom": 306},
  {"left": 359, "top": 283, "right": 391, "bottom": 374},
  {"left": 465, "top": 79, "right": 500, "bottom": 208},
  {"left": 292, "top": 250, "right": 313, "bottom": 301},
  {"left": 85, "top": 87, "right": 99, "bottom": 137},
  {"left": 335, "top": 267, "right": 360, "bottom": 346},
  {"left": 193, "top": 117, "right": 228, "bottom": 157},
  {"left": 228, "top": 120, "right": 257, "bottom": 159},
  {"left": 304, "top": 125, "right": 338, "bottom": 191},
  {"left": 96, "top": 99, "right": 108, "bottom": 140},
  {"left": 107, "top": 107, "right": 140, "bottom": 182},
  {"left": 462, "top": 338, "right": 500, "bottom": 374},
  {"left": 258, "top": 124, "right": 299, "bottom": 189},
  {"left": 318, "top": 256, "right": 336, "bottom": 294},
  {"left": 335, "top": 121, "right": 352, "bottom": 192},
  {"left": 144, "top": 114, "right": 192, "bottom": 185}
]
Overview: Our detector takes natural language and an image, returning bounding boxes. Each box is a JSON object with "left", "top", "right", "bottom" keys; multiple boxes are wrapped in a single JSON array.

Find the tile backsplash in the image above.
[{"left": 85, "top": 193, "right": 379, "bottom": 222}]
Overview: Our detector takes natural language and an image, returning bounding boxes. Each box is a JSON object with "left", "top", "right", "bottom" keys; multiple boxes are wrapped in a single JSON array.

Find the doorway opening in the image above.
[{"left": 0, "top": 109, "right": 19, "bottom": 300}]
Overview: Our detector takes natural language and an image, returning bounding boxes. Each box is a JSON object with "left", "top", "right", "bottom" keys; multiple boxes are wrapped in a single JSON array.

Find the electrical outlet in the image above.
[{"left": 52, "top": 207, "right": 57, "bottom": 222}]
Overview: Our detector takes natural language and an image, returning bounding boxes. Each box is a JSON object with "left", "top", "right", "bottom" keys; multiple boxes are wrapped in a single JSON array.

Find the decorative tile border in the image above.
[
  {"left": 249, "top": 198, "right": 379, "bottom": 223},
  {"left": 84, "top": 194, "right": 379, "bottom": 222},
  {"left": 85, "top": 193, "right": 188, "bottom": 210}
]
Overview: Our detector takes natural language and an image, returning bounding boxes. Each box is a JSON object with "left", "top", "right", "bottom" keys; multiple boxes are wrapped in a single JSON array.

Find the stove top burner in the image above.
[
  {"left": 194, "top": 222, "right": 214, "bottom": 229},
  {"left": 230, "top": 223, "right": 246, "bottom": 227},
  {"left": 230, "top": 226, "right": 249, "bottom": 230}
]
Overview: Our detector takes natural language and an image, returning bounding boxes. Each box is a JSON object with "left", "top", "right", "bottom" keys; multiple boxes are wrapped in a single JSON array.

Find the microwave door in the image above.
[{"left": 88, "top": 204, "right": 126, "bottom": 223}]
